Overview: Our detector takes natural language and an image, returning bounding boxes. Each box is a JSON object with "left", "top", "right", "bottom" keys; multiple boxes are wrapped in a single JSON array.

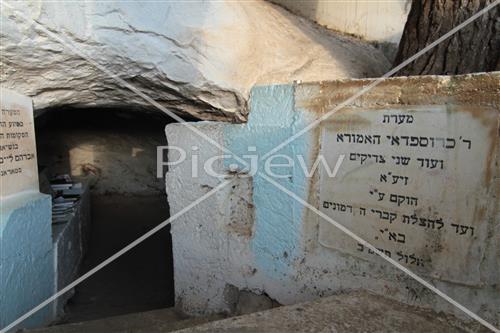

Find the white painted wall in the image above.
[
  {"left": 271, "top": 0, "right": 412, "bottom": 44},
  {"left": 165, "top": 74, "right": 500, "bottom": 326}
]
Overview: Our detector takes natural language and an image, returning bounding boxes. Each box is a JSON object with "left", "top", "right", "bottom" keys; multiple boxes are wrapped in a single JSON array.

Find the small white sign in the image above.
[{"left": 0, "top": 89, "right": 39, "bottom": 198}]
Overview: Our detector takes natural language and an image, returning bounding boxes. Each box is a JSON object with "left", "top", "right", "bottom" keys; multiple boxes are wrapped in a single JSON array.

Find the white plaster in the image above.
[
  {"left": 271, "top": 0, "right": 411, "bottom": 44},
  {"left": 1, "top": 1, "right": 390, "bottom": 122},
  {"left": 165, "top": 122, "right": 234, "bottom": 314},
  {"left": 166, "top": 74, "right": 500, "bottom": 326}
]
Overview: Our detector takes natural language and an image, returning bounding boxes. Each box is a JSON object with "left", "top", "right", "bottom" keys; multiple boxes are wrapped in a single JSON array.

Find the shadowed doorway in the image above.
[{"left": 35, "top": 108, "right": 175, "bottom": 323}]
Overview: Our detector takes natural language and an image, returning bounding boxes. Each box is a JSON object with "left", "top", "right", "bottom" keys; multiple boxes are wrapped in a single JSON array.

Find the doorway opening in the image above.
[{"left": 35, "top": 108, "right": 176, "bottom": 323}]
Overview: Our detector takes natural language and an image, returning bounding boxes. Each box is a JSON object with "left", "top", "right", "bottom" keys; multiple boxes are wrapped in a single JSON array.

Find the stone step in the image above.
[
  {"left": 27, "top": 291, "right": 487, "bottom": 332},
  {"left": 174, "top": 291, "right": 477, "bottom": 333},
  {"left": 27, "top": 308, "right": 223, "bottom": 333}
]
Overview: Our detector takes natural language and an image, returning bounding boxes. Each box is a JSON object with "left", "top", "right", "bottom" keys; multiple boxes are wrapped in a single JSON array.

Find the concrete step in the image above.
[
  {"left": 27, "top": 291, "right": 489, "bottom": 333},
  {"left": 174, "top": 291, "right": 480, "bottom": 333},
  {"left": 27, "top": 307, "right": 224, "bottom": 333}
]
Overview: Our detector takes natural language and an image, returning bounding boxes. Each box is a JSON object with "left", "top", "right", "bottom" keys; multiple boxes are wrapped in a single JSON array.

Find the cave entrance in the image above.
[{"left": 35, "top": 108, "right": 176, "bottom": 323}]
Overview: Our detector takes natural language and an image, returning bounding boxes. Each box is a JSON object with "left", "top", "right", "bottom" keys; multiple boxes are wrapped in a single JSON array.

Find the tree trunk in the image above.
[{"left": 394, "top": 0, "right": 499, "bottom": 75}]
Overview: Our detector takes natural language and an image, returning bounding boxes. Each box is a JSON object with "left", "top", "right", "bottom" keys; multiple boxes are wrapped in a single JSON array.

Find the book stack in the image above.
[{"left": 50, "top": 174, "right": 83, "bottom": 224}]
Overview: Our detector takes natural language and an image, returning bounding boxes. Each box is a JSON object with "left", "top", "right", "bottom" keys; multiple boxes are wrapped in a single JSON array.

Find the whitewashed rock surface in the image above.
[{"left": 1, "top": 1, "right": 390, "bottom": 122}]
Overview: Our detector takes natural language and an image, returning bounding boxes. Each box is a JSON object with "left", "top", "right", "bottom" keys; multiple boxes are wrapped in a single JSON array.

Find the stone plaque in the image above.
[
  {"left": 0, "top": 89, "right": 39, "bottom": 198},
  {"left": 318, "top": 106, "right": 498, "bottom": 285}
]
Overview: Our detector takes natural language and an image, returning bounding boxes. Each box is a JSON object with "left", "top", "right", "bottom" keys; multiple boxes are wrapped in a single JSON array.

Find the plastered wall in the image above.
[
  {"left": 165, "top": 73, "right": 499, "bottom": 325},
  {"left": 270, "top": 0, "right": 411, "bottom": 44},
  {"left": 0, "top": 193, "right": 54, "bottom": 331}
]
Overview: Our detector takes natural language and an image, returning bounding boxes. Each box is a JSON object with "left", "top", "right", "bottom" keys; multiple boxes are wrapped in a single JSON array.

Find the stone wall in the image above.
[
  {"left": 35, "top": 109, "right": 169, "bottom": 196},
  {"left": 165, "top": 73, "right": 499, "bottom": 326}
]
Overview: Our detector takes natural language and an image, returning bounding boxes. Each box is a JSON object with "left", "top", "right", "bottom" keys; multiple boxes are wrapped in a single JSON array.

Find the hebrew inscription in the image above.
[
  {"left": 0, "top": 89, "right": 39, "bottom": 198},
  {"left": 318, "top": 106, "right": 498, "bottom": 285}
]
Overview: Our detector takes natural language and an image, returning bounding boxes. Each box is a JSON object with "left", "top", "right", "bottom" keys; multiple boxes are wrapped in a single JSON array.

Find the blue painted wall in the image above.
[
  {"left": 0, "top": 192, "right": 54, "bottom": 331},
  {"left": 224, "top": 84, "right": 315, "bottom": 279}
]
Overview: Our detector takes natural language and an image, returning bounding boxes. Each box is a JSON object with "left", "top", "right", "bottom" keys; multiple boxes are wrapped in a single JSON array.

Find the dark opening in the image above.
[{"left": 35, "top": 108, "right": 177, "bottom": 323}]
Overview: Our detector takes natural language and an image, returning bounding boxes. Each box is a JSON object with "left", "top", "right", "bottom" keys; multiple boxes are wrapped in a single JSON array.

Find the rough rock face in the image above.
[{"left": 1, "top": 1, "right": 390, "bottom": 122}]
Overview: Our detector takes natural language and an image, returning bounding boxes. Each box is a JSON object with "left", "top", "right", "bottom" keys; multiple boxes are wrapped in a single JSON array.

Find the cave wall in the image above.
[
  {"left": 35, "top": 109, "right": 169, "bottom": 196},
  {"left": 1, "top": 1, "right": 390, "bottom": 122}
]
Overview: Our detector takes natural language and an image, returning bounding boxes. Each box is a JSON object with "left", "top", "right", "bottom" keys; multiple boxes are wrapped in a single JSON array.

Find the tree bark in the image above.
[{"left": 394, "top": 0, "right": 499, "bottom": 75}]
